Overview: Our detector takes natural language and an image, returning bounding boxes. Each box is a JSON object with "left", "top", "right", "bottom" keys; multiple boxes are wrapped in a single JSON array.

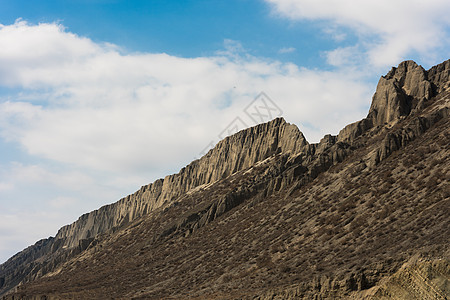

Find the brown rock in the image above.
[
  {"left": 428, "top": 59, "right": 450, "bottom": 93},
  {"left": 368, "top": 60, "right": 432, "bottom": 126},
  {"left": 1, "top": 59, "right": 449, "bottom": 299}
]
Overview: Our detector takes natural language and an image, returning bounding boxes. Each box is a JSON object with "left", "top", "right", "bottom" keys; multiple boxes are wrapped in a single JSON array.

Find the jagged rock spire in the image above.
[
  {"left": 368, "top": 60, "right": 433, "bottom": 126},
  {"left": 339, "top": 59, "right": 449, "bottom": 142}
]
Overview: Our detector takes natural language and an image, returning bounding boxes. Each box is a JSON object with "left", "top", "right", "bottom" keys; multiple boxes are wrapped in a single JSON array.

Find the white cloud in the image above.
[
  {"left": 0, "top": 21, "right": 372, "bottom": 174},
  {"left": 7, "top": 162, "right": 94, "bottom": 190},
  {"left": 266, "top": 0, "right": 450, "bottom": 69},
  {"left": 322, "top": 26, "right": 348, "bottom": 42},
  {"left": 325, "top": 45, "right": 362, "bottom": 67},
  {"left": 278, "top": 47, "right": 296, "bottom": 54},
  {"left": 0, "top": 182, "right": 13, "bottom": 192}
]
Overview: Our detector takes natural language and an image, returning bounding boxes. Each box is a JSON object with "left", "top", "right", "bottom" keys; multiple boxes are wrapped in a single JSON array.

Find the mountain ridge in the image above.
[
  {"left": 0, "top": 115, "right": 310, "bottom": 296},
  {"left": 53, "top": 116, "right": 310, "bottom": 247},
  {"left": 1, "top": 59, "right": 449, "bottom": 299}
]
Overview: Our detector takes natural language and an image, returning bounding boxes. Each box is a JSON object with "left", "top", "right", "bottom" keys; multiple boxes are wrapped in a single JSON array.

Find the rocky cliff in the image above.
[
  {"left": 338, "top": 59, "right": 449, "bottom": 142},
  {"left": 55, "top": 116, "right": 309, "bottom": 247},
  {"left": 0, "top": 115, "right": 309, "bottom": 296},
  {"left": 1, "top": 59, "right": 449, "bottom": 299}
]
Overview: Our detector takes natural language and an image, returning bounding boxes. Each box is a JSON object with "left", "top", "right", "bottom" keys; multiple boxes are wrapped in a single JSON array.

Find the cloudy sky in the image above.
[{"left": 0, "top": 0, "right": 449, "bottom": 263}]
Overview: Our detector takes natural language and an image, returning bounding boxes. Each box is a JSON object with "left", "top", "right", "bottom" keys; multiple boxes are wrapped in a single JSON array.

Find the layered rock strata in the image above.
[
  {"left": 1, "top": 59, "right": 449, "bottom": 298},
  {"left": 0, "top": 117, "right": 309, "bottom": 296}
]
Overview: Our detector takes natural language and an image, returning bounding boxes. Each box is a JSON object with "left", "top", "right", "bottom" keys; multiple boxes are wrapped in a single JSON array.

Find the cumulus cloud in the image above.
[
  {"left": 266, "top": 0, "right": 450, "bottom": 69},
  {"left": 0, "top": 20, "right": 372, "bottom": 174}
]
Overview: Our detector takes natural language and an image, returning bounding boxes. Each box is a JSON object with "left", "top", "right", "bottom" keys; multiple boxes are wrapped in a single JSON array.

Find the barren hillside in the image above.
[{"left": 1, "top": 60, "right": 449, "bottom": 299}]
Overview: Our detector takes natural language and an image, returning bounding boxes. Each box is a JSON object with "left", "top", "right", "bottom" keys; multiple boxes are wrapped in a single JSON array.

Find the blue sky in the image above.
[
  {"left": 0, "top": 0, "right": 341, "bottom": 68},
  {"left": 0, "top": 0, "right": 449, "bottom": 263}
]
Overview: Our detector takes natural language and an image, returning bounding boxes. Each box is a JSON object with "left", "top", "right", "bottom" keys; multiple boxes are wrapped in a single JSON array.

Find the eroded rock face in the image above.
[
  {"left": 55, "top": 117, "right": 309, "bottom": 249},
  {"left": 428, "top": 59, "right": 450, "bottom": 93},
  {"left": 0, "top": 117, "right": 309, "bottom": 296},
  {"left": 1, "top": 59, "right": 449, "bottom": 298},
  {"left": 253, "top": 259, "right": 449, "bottom": 300},
  {"left": 338, "top": 59, "right": 449, "bottom": 143},
  {"left": 368, "top": 60, "right": 432, "bottom": 126}
]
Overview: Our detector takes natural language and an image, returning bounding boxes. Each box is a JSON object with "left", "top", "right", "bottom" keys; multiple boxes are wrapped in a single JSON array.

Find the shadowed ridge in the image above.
[
  {"left": 54, "top": 117, "right": 309, "bottom": 248},
  {"left": 428, "top": 59, "right": 450, "bottom": 93},
  {"left": 338, "top": 60, "right": 449, "bottom": 143},
  {"left": 368, "top": 60, "right": 432, "bottom": 125},
  {"left": 0, "top": 117, "right": 309, "bottom": 297}
]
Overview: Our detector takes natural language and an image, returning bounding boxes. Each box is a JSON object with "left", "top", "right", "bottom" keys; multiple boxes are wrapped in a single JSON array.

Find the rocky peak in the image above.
[
  {"left": 368, "top": 60, "right": 432, "bottom": 126},
  {"left": 428, "top": 59, "right": 450, "bottom": 93},
  {"left": 53, "top": 117, "right": 309, "bottom": 248},
  {"left": 339, "top": 60, "right": 448, "bottom": 143},
  {"left": 0, "top": 116, "right": 310, "bottom": 296}
]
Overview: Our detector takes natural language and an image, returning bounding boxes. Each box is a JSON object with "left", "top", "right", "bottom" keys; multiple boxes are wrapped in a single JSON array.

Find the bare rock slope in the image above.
[
  {"left": 0, "top": 112, "right": 309, "bottom": 296},
  {"left": 1, "top": 59, "right": 449, "bottom": 299}
]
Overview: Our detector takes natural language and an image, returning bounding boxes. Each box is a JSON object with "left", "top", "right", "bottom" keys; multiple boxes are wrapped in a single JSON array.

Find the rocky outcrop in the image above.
[
  {"left": 428, "top": 59, "right": 450, "bottom": 93},
  {"left": 338, "top": 59, "right": 450, "bottom": 143},
  {"left": 370, "top": 259, "right": 450, "bottom": 299},
  {"left": 368, "top": 60, "right": 432, "bottom": 126},
  {"left": 0, "top": 117, "right": 309, "bottom": 296},
  {"left": 251, "top": 259, "right": 450, "bottom": 300},
  {"left": 373, "top": 99, "right": 449, "bottom": 165},
  {"left": 54, "top": 117, "right": 309, "bottom": 248},
  {"left": 157, "top": 86, "right": 449, "bottom": 243}
]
